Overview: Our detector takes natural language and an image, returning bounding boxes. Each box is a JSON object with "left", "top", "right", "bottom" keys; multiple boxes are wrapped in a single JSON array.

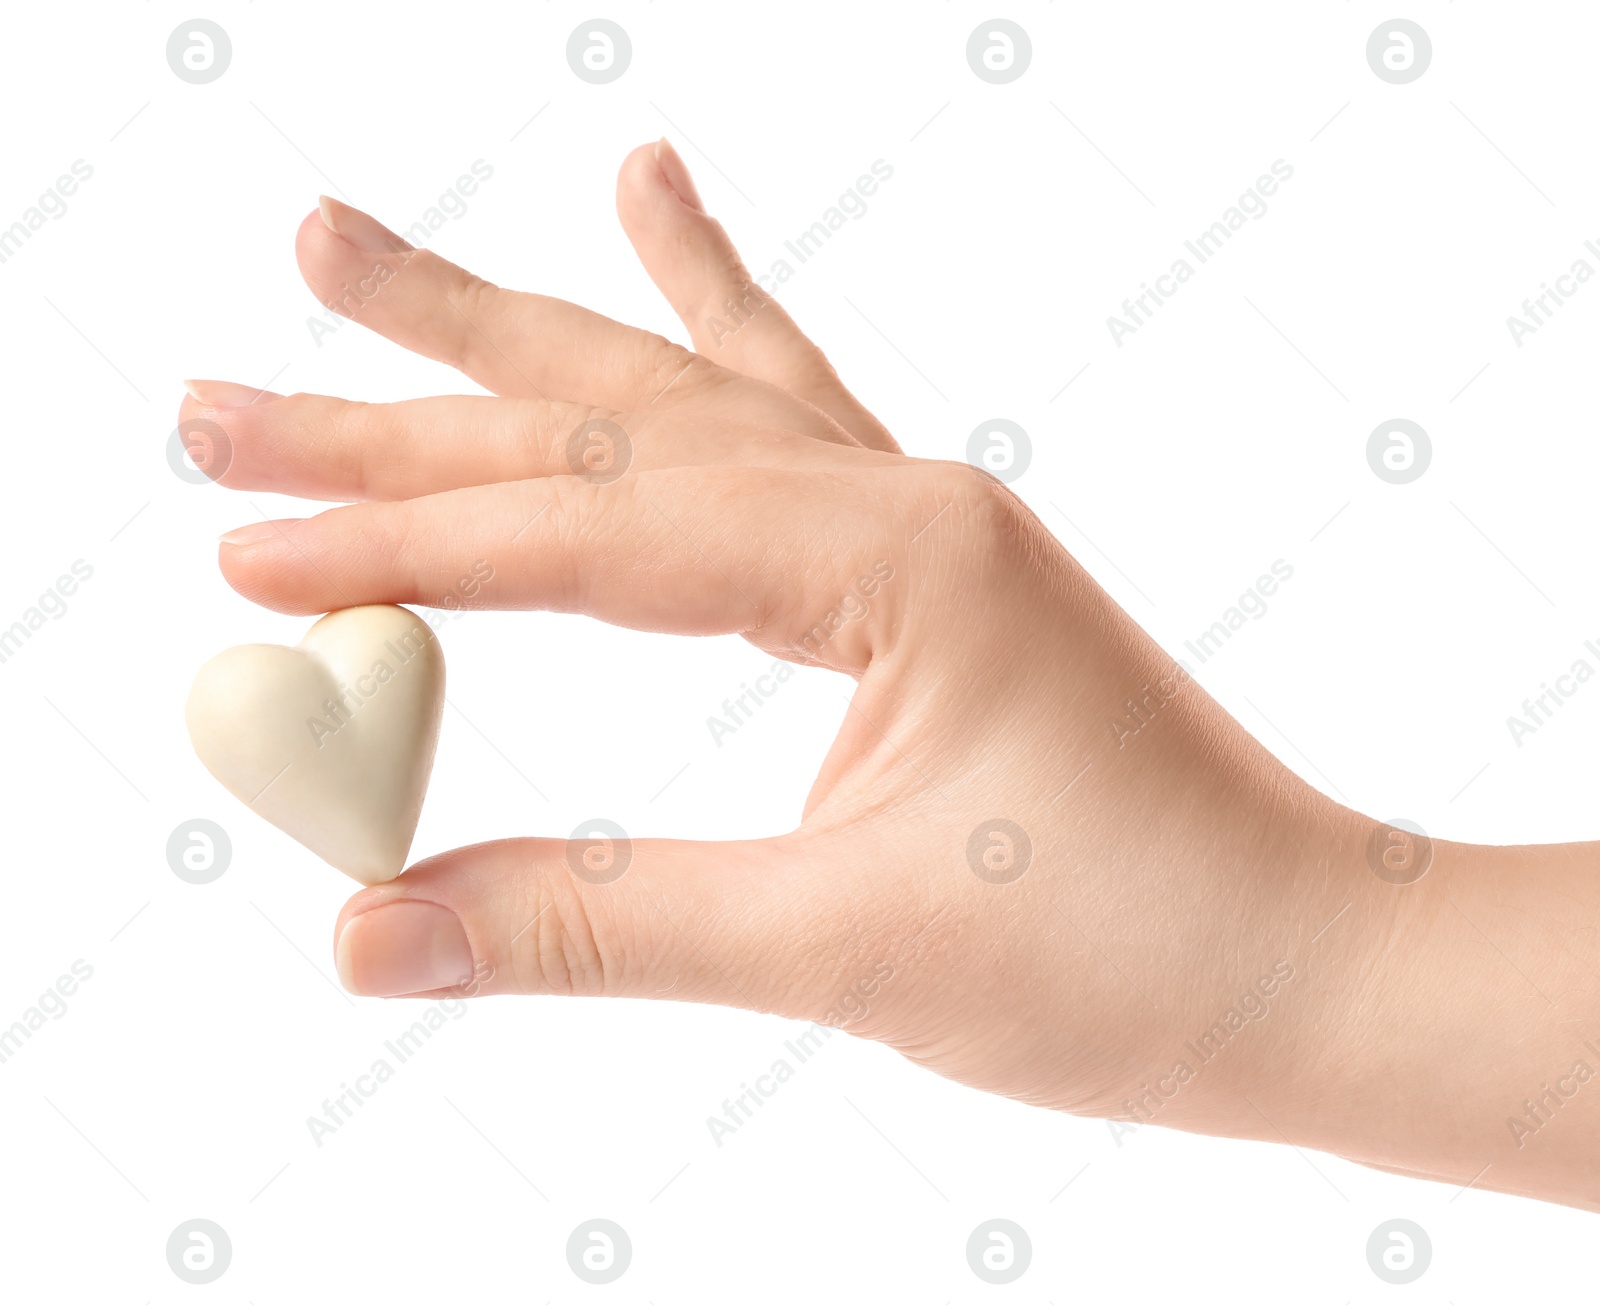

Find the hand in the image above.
[{"left": 184, "top": 140, "right": 1600, "bottom": 1212}]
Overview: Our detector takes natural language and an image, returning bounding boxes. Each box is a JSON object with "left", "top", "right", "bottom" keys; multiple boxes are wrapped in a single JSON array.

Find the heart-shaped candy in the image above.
[{"left": 185, "top": 605, "right": 446, "bottom": 884}]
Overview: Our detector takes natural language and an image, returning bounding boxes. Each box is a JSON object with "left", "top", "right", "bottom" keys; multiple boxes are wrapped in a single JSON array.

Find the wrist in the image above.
[{"left": 1234, "top": 811, "right": 1600, "bottom": 1211}]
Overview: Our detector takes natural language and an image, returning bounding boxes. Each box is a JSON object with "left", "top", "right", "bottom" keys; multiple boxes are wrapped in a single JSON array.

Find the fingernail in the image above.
[
  {"left": 317, "top": 194, "right": 414, "bottom": 254},
  {"left": 654, "top": 138, "right": 704, "bottom": 212},
  {"left": 184, "top": 379, "right": 283, "bottom": 408},
  {"left": 219, "top": 519, "right": 302, "bottom": 547},
  {"left": 336, "top": 901, "right": 475, "bottom": 996}
]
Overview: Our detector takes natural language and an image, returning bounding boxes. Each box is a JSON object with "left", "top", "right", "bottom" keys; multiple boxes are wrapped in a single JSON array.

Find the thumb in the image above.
[
  {"left": 331, "top": 833, "right": 877, "bottom": 1020},
  {"left": 616, "top": 139, "right": 900, "bottom": 453}
]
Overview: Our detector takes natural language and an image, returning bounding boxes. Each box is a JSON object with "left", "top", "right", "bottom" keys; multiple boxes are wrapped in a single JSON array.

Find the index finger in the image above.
[{"left": 216, "top": 466, "right": 905, "bottom": 673}]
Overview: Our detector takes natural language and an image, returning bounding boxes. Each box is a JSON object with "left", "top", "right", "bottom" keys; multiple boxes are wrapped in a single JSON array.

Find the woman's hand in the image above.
[{"left": 184, "top": 140, "right": 1600, "bottom": 1212}]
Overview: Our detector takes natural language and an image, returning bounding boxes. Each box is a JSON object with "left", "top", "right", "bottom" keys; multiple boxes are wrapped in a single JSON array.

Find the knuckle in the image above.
[
  {"left": 543, "top": 402, "right": 623, "bottom": 474},
  {"left": 352, "top": 498, "right": 437, "bottom": 596},
  {"left": 384, "top": 497, "right": 430, "bottom": 561},
  {"left": 447, "top": 271, "right": 502, "bottom": 370},
  {"left": 514, "top": 397, "right": 565, "bottom": 469},
  {"left": 511, "top": 872, "right": 612, "bottom": 998},
  {"left": 914, "top": 460, "right": 1030, "bottom": 550},
  {"left": 639, "top": 335, "right": 705, "bottom": 402},
  {"left": 328, "top": 399, "right": 382, "bottom": 492},
  {"left": 532, "top": 474, "right": 609, "bottom": 614}
]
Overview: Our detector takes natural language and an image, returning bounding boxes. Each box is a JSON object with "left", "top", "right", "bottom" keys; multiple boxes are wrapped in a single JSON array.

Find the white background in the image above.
[{"left": 1, "top": 0, "right": 1597, "bottom": 1298}]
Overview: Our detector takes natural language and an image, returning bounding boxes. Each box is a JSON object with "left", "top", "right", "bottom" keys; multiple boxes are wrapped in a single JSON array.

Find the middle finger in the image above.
[{"left": 179, "top": 387, "right": 886, "bottom": 501}]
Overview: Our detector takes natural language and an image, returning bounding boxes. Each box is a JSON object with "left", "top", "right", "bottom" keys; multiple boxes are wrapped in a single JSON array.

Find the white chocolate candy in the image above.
[{"left": 185, "top": 605, "right": 445, "bottom": 885}]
